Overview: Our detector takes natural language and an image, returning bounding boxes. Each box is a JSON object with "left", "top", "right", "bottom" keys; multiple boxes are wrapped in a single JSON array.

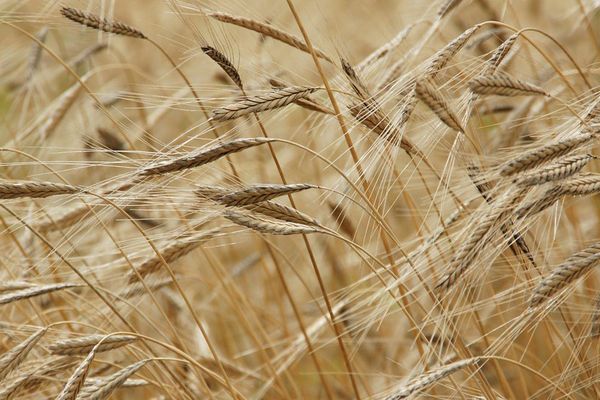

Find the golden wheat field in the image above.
[{"left": 4, "top": 0, "right": 600, "bottom": 398}]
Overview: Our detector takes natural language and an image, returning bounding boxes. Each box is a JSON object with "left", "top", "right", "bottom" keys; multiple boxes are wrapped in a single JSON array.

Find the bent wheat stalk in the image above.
[{"left": 49, "top": 334, "right": 137, "bottom": 356}]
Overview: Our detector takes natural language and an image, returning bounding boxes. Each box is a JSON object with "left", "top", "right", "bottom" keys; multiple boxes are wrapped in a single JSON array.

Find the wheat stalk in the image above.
[
  {"left": 500, "top": 132, "right": 597, "bottom": 176},
  {"left": 76, "top": 359, "right": 150, "bottom": 400},
  {"left": 415, "top": 78, "right": 463, "bottom": 131},
  {"left": 516, "top": 154, "right": 595, "bottom": 186},
  {"left": 55, "top": 346, "right": 98, "bottom": 400},
  {"left": 61, "top": 7, "right": 146, "bottom": 38},
  {"left": 0, "top": 328, "right": 47, "bottom": 381},
  {"left": 225, "top": 209, "right": 322, "bottom": 235},
  {"left": 530, "top": 242, "right": 600, "bottom": 308},
  {"left": 201, "top": 46, "right": 244, "bottom": 90},
  {"left": 211, "top": 86, "right": 318, "bottom": 121},
  {"left": 469, "top": 72, "right": 547, "bottom": 97},
  {"left": 49, "top": 334, "right": 137, "bottom": 356},
  {"left": 140, "top": 137, "right": 272, "bottom": 176},
  {"left": 0, "top": 283, "right": 81, "bottom": 305},
  {"left": 386, "top": 357, "right": 480, "bottom": 399},
  {"left": 207, "top": 11, "right": 331, "bottom": 62}
]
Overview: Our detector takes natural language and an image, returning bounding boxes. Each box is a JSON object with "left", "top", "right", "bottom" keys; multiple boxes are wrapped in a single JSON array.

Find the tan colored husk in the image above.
[
  {"left": 76, "top": 359, "right": 150, "bottom": 400},
  {"left": 425, "top": 24, "right": 481, "bottom": 77},
  {"left": 216, "top": 183, "right": 315, "bottom": 206},
  {"left": 211, "top": 86, "right": 318, "bottom": 121},
  {"left": 202, "top": 46, "right": 244, "bottom": 90},
  {"left": 385, "top": 357, "right": 480, "bottom": 399},
  {"left": 244, "top": 201, "right": 319, "bottom": 226},
  {"left": 415, "top": 78, "right": 464, "bottom": 131},
  {"left": 55, "top": 345, "right": 98, "bottom": 400},
  {"left": 468, "top": 72, "right": 547, "bottom": 97},
  {"left": 0, "top": 327, "right": 47, "bottom": 381},
  {"left": 49, "top": 334, "right": 137, "bottom": 356},
  {"left": 140, "top": 137, "right": 273, "bottom": 176},
  {"left": 500, "top": 132, "right": 597, "bottom": 176},
  {"left": 207, "top": 12, "right": 331, "bottom": 61},
  {"left": 0, "top": 181, "right": 79, "bottom": 199},
  {"left": 530, "top": 242, "right": 600, "bottom": 308},
  {"left": 225, "top": 209, "right": 322, "bottom": 235},
  {"left": 60, "top": 7, "right": 146, "bottom": 39},
  {"left": 127, "top": 229, "right": 218, "bottom": 283},
  {"left": 516, "top": 154, "right": 595, "bottom": 187},
  {"left": 0, "top": 283, "right": 81, "bottom": 305}
]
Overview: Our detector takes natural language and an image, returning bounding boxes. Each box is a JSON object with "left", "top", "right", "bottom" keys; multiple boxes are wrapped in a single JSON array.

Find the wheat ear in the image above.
[
  {"left": 207, "top": 12, "right": 331, "bottom": 62},
  {"left": 415, "top": 78, "right": 463, "bottom": 131},
  {"left": 0, "top": 328, "right": 47, "bottom": 381},
  {"left": 469, "top": 72, "right": 547, "bottom": 97},
  {"left": 76, "top": 359, "right": 150, "bottom": 400},
  {"left": 425, "top": 24, "right": 481, "bottom": 77},
  {"left": 516, "top": 154, "right": 595, "bottom": 186},
  {"left": 55, "top": 345, "right": 98, "bottom": 400},
  {"left": 0, "top": 283, "right": 80, "bottom": 305},
  {"left": 225, "top": 209, "right": 322, "bottom": 235},
  {"left": 49, "top": 334, "right": 137, "bottom": 356},
  {"left": 201, "top": 46, "right": 243, "bottom": 90},
  {"left": 211, "top": 86, "right": 318, "bottom": 121},
  {"left": 61, "top": 7, "right": 146, "bottom": 38},
  {"left": 530, "top": 242, "right": 600, "bottom": 308},
  {"left": 216, "top": 183, "right": 315, "bottom": 206},
  {"left": 500, "top": 132, "right": 597, "bottom": 176}
]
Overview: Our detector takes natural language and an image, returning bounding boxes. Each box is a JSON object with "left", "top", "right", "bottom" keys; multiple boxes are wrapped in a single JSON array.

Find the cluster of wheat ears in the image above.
[{"left": 3, "top": 0, "right": 600, "bottom": 398}]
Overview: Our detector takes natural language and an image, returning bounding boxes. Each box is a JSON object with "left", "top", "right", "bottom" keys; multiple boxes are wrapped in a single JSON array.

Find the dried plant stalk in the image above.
[
  {"left": 469, "top": 72, "right": 547, "bottom": 97},
  {"left": 49, "top": 334, "right": 137, "bottom": 356},
  {"left": 216, "top": 183, "right": 315, "bottom": 206},
  {"left": 415, "top": 78, "right": 463, "bottom": 131},
  {"left": 357, "top": 25, "right": 414, "bottom": 70},
  {"left": 530, "top": 242, "right": 600, "bottom": 308},
  {"left": 516, "top": 154, "right": 595, "bottom": 186},
  {"left": 437, "top": 0, "right": 464, "bottom": 18},
  {"left": 61, "top": 7, "right": 146, "bottom": 39},
  {"left": 386, "top": 357, "right": 480, "bottom": 399},
  {"left": 201, "top": 46, "right": 243, "bottom": 90},
  {"left": 207, "top": 12, "right": 331, "bottom": 61},
  {"left": 500, "top": 132, "right": 597, "bottom": 176},
  {"left": 69, "top": 42, "right": 108, "bottom": 68},
  {"left": 140, "top": 137, "right": 272, "bottom": 176},
  {"left": 225, "top": 209, "right": 322, "bottom": 235},
  {"left": 0, "top": 281, "right": 36, "bottom": 293},
  {"left": 515, "top": 186, "right": 564, "bottom": 217},
  {"left": 212, "top": 86, "right": 318, "bottom": 121},
  {"left": 0, "top": 328, "right": 47, "bottom": 381}
]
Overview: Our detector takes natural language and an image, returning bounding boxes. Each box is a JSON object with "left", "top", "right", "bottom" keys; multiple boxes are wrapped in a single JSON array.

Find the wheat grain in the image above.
[
  {"left": 0, "top": 283, "right": 80, "bottom": 305},
  {"left": 530, "top": 242, "right": 600, "bottom": 308},
  {"left": 415, "top": 78, "right": 463, "bottom": 131},
  {"left": 225, "top": 209, "right": 322, "bottom": 235},
  {"left": 207, "top": 12, "right": 331, "bottom": 61},
  {"left": 425, "top": 24, "right": 481, "bottom": 77},
  {"left": 244, "top": 201, "right": 319, "bottom": 226},
  {"left": 469, "top": 72, "right": 547, "bottom": 97},
  {"left": 211, "top": 86, "right": 318, "bottom": 121},
  {"left": 49, "top": 334, "right": 137, "bottom": 356},
  {"left": 201, "top": 46, "right": 244, "bottom": 90},
  {"left": 216, "top": 183, "right": 315, "bottom": 206},
  {"left": 0, "top": 328, "right": 47, "bottom": 381},
  {"left": 60, "top": 7, "right": 146, "bottom": 39},
  {"left": 516, "top": 154, "right": 595, "bottom": 186}
]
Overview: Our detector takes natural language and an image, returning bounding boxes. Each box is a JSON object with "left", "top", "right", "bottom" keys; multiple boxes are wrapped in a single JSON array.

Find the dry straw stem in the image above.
[
  {"left": 140, "top": 137, "right": 273, "bottom": 176},
  {"left": 60, "top": 7, "right": 146, "bottom": 39},
  {"left": 437, "top": 0, "right": 464, "bottom": 18},
  {"left": 500, "top": 132, "right": 597, "bottom": 176},
  {"left": 55, "top": 346, "right": 97, "bottom": 400},
  {"left": 207, "top": 11, "right": 331, "bottom": 62},
  {"left": 201, "top": 46, "right": 243, "bottom": 90},
  {"left": 38, "top": 80, "right": 84, "bottom": 141},
  {"left": 269, "top": 78, "right": 334, "bottom": 114},
  {"left": 415, "top": 78, "right": 464, "bottom": 131},
  {"left": 211, "top": 86, "right": 318, "bottom": 121},
  {"left": 425, "top": 24, "right": 481, "bottom": 77},
  {"left": 119, "top": 276, "right": 174, "bottom": 299},
  {"left": 49, "top": 334, "right": 137, "bottom": 356},
  {"left": 516, "top": 154, "right": 595, "bottom": 186},
  {"left": 0, "top": 283, "right": 80, "bottom": 305},
  {"left": 127, "top": 229, "right": 218, "bottom": 283},
  {"left": 69, "top": 42, "right": 108, "bottom": 68},
  {"left": 386, "top": 357, "right": 480, "bottom": 399},
  {"left": 530, "top": 242, "right": 600, "bottom": 308},
  {"left": 0, "top": 281, "right": 36, "bottom": 293},
  {"left": 216, "top": 183, "right": 315, "bottom": 206},
  {"left": 76, "top": 359, "right": 150, "bottom": 400},
  {"left": 0, "top": 327, "right": 47, "bottom": 381},
  {"left": 468, "top": 72, "right": 547, "bottom": 97},
  {"left": 225, "top": 209, "right": 322, "bottom": 235},
  {"left": 356, "top": 24, "right": 414, "bottom": 70},
  {"left": 0, "top": 181, "right": 80, "bottom": 199}
]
